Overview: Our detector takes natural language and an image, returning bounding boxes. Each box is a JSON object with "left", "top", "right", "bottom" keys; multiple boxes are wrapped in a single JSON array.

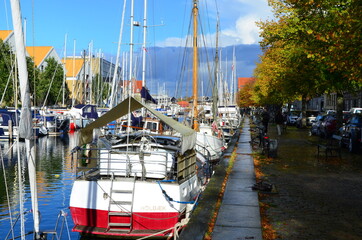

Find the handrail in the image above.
[{"left": 73, "top": 146, "right": 175, "bottom": 180}]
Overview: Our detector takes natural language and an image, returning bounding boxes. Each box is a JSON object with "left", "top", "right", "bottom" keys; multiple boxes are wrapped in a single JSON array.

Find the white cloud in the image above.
[
  {"left": 159, "top": 37, "right": 185, "bottom": 47},
  {"left": 221, "top": 15, "right": 261, "bottom": 45},
  {"left": 156, "top": 0, "right": 273, "bottom": 47}
]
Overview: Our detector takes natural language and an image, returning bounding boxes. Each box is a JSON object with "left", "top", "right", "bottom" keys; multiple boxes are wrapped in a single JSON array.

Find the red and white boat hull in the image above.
[{"left": 69, "top": 175, "right": 200, "bottom": 237}]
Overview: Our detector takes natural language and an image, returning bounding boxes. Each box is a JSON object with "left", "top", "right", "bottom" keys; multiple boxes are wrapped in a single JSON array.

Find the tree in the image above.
[
  {"left": 254, "top": 0, "right": 361, "bottom": 106},
  {"left": 36, "top": 58, "right": 67, "bottom": 107},
  {"left": 0, "top": 40, "right": 15, "bottom": 107},
  {"left": 238, "top": 78, "right": 256, "bottom": 107}
]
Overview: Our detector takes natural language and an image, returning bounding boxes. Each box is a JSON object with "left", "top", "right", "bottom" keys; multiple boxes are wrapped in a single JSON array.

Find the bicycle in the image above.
[
  {"left": 261, "top": 134, "right": 271, "bottom": 157},
  {"left": 250, "top": 125, "right": 271, "bottom": 157}
]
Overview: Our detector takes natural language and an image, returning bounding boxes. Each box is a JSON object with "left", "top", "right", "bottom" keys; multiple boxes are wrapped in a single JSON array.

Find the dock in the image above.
[{"left": 180, "top": 117, "right": 262, "bottom": 240}]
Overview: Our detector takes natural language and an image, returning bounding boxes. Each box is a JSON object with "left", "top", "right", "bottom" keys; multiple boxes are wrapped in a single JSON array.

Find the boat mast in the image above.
[
  {"left": 192, "top": 0, "right": 199, "bottom": 131},
  {"left": 141, "top": 0, "right": 147, "bottom": 90},
  {"left": 231, "top": 45, "right": 236, "bottom": 105},
  {"left": 62, "top": 33, "right": 67, "bottom": 107},
  {"left": 141, "top": 0, "right": 148, "bottom": 116},
  {"left": 10, "top": 0, "right": 41, "bottom": 239},
  {"left": 129, "top": 0, "right": 135, "bottom": 98},
  {"left": 126, "top": 0, "right": 135, "bottom": 135},
  {"left": 110, "top": 0, "right": 127, "bottom": 108},
  {"left": 213, "top": 14, "right": 220, "bottom": 122},
  {"left": 72, "top": 39, "right": 76, "bottom": 107}
]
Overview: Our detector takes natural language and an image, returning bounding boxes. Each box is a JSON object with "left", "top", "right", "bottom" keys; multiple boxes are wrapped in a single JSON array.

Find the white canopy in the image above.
[{"left": 80, "top": 97, "right": 196, "bottom": 154}]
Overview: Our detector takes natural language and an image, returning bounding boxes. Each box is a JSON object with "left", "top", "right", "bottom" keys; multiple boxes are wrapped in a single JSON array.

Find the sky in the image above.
[{"left": 1, "top": 0, "right": 274, "bottom": 96}]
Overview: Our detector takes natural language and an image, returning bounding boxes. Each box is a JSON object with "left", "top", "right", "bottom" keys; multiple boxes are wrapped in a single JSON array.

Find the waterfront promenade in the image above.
[
  {"left": 212, "top": 117, "right": 262, "bottom": 240},
  {"left": 180, "top": 117, "right": 262, "bottom": 240}
]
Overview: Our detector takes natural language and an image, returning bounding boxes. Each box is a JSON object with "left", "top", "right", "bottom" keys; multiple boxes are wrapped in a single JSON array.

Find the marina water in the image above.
[{"left": 0, "top": 134, "right": 80, "bottom": 239}]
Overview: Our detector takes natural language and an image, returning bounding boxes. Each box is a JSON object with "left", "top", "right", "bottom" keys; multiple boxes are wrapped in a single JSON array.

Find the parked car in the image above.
[
  {"left": 296, "top": 110, "right": 319, "bottom": 128},
  {"left": 343, "top": 111, "right": 352, "bottom": 124},
  {"left": 310, "top": 114, "right": 327, "bottom": 136},
  {"left": 349, "top": 108, "right": 362, "bottom": 114},
  {"left": 320, "top": 115, "right": 337, "bottom": 138},
  {"left": 286, "top": 111, "right": 300, "bottom": 125},
  {"left": 339, "top": 114, "right": 362, "bottom": 153}
]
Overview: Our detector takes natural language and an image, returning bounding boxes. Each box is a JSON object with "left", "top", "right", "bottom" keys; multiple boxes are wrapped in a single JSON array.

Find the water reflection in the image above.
[{"left": 0, "top": 134, "right": 80, "bottom": 239}]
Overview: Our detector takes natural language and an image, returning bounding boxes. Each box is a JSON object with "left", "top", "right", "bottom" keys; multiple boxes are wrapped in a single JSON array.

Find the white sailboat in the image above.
[
  {"left": 69, "top": 97, "right": 204, "bottom": 238},
  {"left": 69, "top": 1, "right": 206, "bottom": 238},
  {"left": 190, "top": 0, "right": 225, "bottom": 163},
  {"left": 9, "top": 0, "right": 41, "bottom": 238}
]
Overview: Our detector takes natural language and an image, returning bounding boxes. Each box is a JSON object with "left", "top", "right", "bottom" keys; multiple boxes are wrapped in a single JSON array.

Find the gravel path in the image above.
[{"left": 254, "top": 124, "right": 362, "bottom": 240}]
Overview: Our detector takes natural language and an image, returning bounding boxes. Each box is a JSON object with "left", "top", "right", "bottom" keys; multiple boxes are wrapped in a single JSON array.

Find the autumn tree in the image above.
[
  {"left": 253, "top": 0, "right": 361, "bottom": 126},
  {"left": 238, "top": 78, "right": 256, "bottom": 107}
]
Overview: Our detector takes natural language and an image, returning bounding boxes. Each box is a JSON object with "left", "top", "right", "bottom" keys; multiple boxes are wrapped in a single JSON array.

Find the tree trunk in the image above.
[
  {"left": 301, "top": 96, "right": 307, "bottom": 128},
  {"left": 336, "top": 92, "right": 344, "bottom": 132}
]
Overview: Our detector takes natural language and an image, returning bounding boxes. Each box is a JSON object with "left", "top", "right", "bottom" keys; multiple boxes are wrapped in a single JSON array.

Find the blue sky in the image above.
[
  {"left": 1, "top": 0, "right": 273, "bottom": 96},
  {"left": 1, "top": 0, "right": 273, "bottom": 54}
]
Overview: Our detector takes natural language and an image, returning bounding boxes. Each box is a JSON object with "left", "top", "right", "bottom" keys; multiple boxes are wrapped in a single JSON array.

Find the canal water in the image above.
[{"left": 0, "top": 133, "right": 80, "bottom": 239}]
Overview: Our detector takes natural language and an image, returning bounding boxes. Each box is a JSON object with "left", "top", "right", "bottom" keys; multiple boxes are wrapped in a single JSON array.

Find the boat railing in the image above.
[
  {"left": 195, "top": 142, "right": 211, "bottom": 160},
  {"left": 73, "top": 146, "right": 176, "bottom": 180}
]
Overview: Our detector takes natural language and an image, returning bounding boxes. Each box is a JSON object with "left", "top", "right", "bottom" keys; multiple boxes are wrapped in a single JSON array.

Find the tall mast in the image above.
[
  {"left": 231, "top": 45, "right": 236, "bottom": 105},
  {"left": 141, "top": 0, "right": 148, "bottom": 117},
  {"left": 213, "top": 14, "right": 220, "bottom": 122},
  {"left": 72, "top": 39, "right": 76, "bottom": 107},
  {"left": 129, "top": 0, "right": 135, "bottom": 98},
  {"left": 62, "top": 33, "right": 67, "bottom": 107},
  {"left": 126, "top": 0, "right": 136, "bottom": 135},
  {"left": 192, "top": 0, "right": 199, "bottom": 131},
  {"left": 141, "top": 0, "right": 147, "bottom": 89},
  {"left": 110, "top": 0, "right": 127, "bottom": 108},
  {"left": 89, "top": 41, "right": 93, "bottom": 104},
  {"left": 10, "top": 0, "right": 41, "bottom": 239}
]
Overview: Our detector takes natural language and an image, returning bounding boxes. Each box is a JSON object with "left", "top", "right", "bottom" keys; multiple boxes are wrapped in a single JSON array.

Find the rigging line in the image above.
[
  {"left": 175, "top": 2, "right": 193, "bottom": 98},
  {"left": 157, "top": 181, "right": 195, "bottom": 204},
  {"left": 15, "top": 135, "right": 25, "bottom": 240},
  {"left": 148, "top": 0, "right": 156, "bottom": 94},
  {"left": 1, "top": 143, "right": 15, "bottom": 240},
  {"left": 41, "top": 60, "right": 61, "bottom": 108},
  {"left": 54, "top": 83, "right": 63, "bottom": 105},
  {"left": 199, "top": 17, "right": 213, "bottom": 95},
  {"left": 175, "top": 10, "right": 193, "bottom": 99},
  {"left": 0, "top": 41, "right": 13, "bottom": 72},
  {"left": 169, "top": 0, "right": 189, "bottom": 98},
  {"left": 0, "top": 62, "right": 15, "bottom": 105},
  {"left": 3, "top": 0, "right": 10, "bottom": 29},
  {"left": 214, "top": 0, "right": 219, "bottom": 15},
  {"left": 201, "top": 0, "right": 212, "bottom": 43},
  {"left": 31, "top": 0, "right": 37, "bottom": 106}
]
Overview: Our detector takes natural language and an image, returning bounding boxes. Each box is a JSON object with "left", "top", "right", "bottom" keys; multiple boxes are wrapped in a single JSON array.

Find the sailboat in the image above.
[
  {"left": 217, "top": 45, "right": 241, "bottom": 139},
  {"left": 69, "top": 97, "right": 205, "bottom": 238},
  {"left": 9, "top": 0, "right": 41, "bottom": 238},
  {"left": 69, "top": 1, "right": 206, "bottom": 238},
  {"left": 191, "top": 1, "right": 225, "bottom": 163}
]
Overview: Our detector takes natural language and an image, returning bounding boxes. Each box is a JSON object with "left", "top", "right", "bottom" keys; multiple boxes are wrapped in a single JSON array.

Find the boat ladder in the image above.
[{"left": 107, "top": 174, "right": 136, "bottom": 233}]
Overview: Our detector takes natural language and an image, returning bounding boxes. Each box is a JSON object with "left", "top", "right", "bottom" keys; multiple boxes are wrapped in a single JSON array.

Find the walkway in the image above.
[{"left": 212, "top": 117, "right": 263, "bottom": 240}]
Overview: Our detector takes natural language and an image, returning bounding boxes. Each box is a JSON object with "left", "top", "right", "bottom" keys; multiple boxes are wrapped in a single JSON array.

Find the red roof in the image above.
[{"left": 124, "top": 80, "right": 143, "bottom": 93}]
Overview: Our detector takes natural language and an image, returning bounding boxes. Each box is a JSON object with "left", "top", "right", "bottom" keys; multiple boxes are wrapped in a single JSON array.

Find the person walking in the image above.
[
  {"left": 261, "top": 108, "right": 270, "bottom": 133},
  {"left": 275, "top": 110, "right": 284, "bottom": 135}
]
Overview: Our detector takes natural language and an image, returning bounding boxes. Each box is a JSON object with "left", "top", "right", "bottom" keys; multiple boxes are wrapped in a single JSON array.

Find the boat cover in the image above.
[{"left": 80, "top": 97, "right": 196, "bottom": 154}]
